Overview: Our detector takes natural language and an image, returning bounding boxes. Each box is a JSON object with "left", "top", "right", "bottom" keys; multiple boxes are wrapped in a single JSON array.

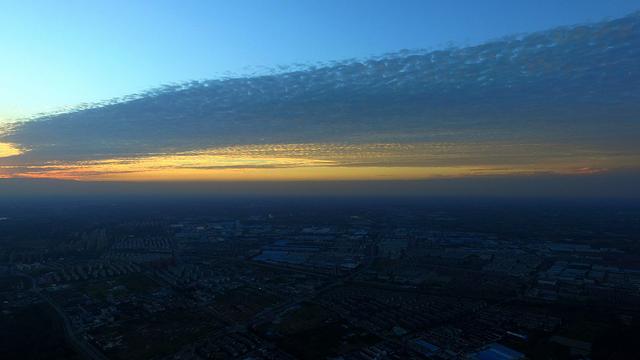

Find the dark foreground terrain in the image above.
[{"left": 1, "top": 197, "right": 639, "bottom": 359}]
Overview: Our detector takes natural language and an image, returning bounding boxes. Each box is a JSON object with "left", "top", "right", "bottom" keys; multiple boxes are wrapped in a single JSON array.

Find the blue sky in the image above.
[{"left": 1, "top": 0, "right": 639, "bottom": 122}]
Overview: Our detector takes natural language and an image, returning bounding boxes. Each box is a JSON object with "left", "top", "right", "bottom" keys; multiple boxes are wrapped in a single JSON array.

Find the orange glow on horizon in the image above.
[
  {"left": 2, "top": 142, "right": 634, "bottom": 181},
  {"left": 26, "top": 166, "right": 519, "bottom": 182}
]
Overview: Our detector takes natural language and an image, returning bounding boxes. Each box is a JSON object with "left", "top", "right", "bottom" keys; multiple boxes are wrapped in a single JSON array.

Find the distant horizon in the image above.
[{"left": 2, "top": 169, "right": 639, "bottom": 199}]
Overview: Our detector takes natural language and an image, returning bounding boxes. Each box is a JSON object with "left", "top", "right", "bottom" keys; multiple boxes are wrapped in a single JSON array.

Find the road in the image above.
[{"left": 19, "top": 272, "right": 110, "bottom": 360}]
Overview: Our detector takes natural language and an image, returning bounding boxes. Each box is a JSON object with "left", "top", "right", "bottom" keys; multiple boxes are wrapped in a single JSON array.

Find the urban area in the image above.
[{"left": 1, "top": 199, "right": 638, "bottom": 359}]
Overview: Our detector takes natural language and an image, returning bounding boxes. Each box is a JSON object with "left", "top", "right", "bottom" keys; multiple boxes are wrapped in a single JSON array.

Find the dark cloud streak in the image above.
[{"left": 2, "top": 12, "right": 638, "bottom": 162}]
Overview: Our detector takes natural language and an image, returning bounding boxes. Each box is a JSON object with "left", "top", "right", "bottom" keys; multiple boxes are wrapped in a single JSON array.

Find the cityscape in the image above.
[{"left": 1, "top": 198, "right": 639, "bottom": 359}]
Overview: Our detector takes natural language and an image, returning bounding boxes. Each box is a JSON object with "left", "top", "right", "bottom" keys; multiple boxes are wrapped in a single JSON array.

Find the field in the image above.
[
  {"left": 261, "top": 302, "right": 379, "bottom": 360},
  {"left": 0, "top": 303, "right": 79, "bottom": 359}
]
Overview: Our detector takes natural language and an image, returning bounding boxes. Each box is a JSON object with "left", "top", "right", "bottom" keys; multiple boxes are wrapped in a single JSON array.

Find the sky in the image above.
[
  {"left": 1, "top": 1, "right": 639, "bottom": 196},
  {"left": 1, "top": 0, "right": 639, "bottom": 121}
]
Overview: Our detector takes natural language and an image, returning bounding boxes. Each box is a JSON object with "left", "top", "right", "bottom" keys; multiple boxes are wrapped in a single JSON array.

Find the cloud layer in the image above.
[{"left": 1, "top": 12, "right": 639, "bottom": 181}]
